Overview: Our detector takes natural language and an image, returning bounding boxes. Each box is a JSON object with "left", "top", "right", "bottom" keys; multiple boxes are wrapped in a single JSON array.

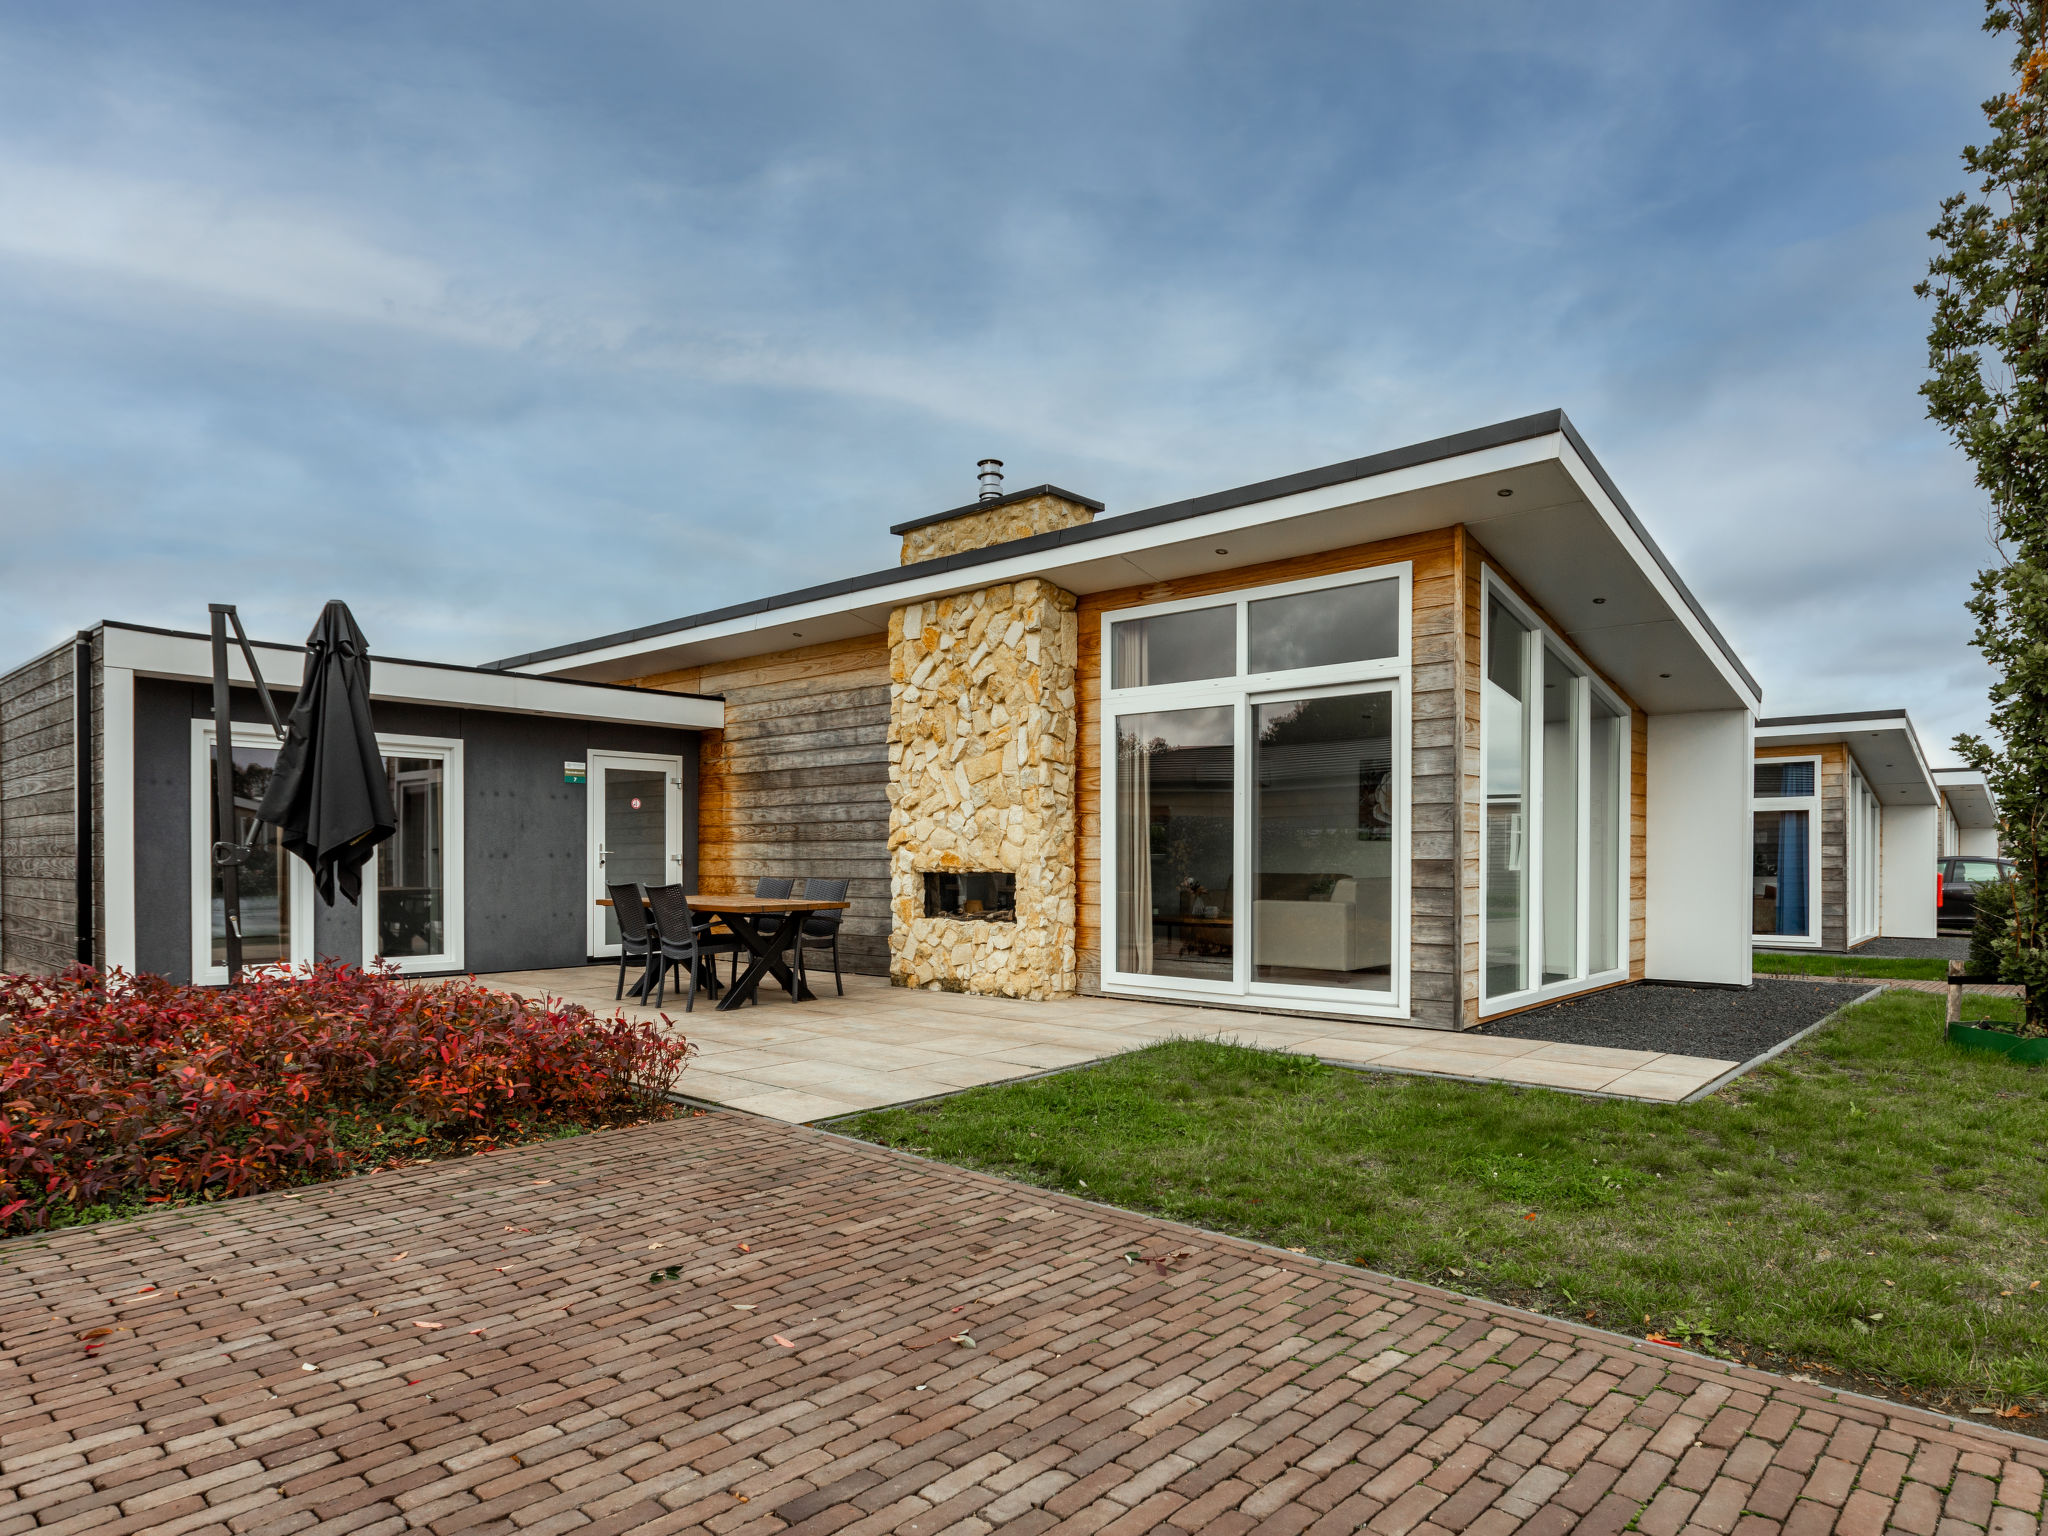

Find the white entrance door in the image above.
[{"left": 586, "top": 751, "right": 685, "bottom": 956}]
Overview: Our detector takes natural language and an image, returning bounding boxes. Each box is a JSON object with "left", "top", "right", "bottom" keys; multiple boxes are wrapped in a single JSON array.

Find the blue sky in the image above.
[{"left": 0, "top": 3, "right": 2008, "bottom": 753}]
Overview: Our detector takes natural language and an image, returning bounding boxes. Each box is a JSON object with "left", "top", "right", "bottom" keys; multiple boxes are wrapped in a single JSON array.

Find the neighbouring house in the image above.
[
  {"left": 0, "top": 622, "right": 718, "bottom": 982},
  {"left": 0, "top": 410, "right": 1772, "bottom": 1028},
  {"left": 1933, "top": 766, "right": 2000, "bottom": 859},
  {"left": 1749, "top": 710, "right": 1938, "bottom": 952}
]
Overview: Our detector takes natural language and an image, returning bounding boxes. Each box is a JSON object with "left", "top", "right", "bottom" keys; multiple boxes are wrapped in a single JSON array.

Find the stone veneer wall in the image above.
[
  {"left": 887, "top": 580, "right": 1080, "bottom": 998},
  {"left": 899, "top": 493, "right": 1096, "bottom": 565}
]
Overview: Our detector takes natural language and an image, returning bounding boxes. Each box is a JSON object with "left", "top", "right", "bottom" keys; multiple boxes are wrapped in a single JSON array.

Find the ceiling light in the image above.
[
  {"left": 1496, "top": 488, "right": 1514, "bottom": 498},
  {"left": 1592, "top": 597, "right": 1606, "bottom": 605},
  {"left": 1659, "top": 672, "right": 1671, "bottom": 679},
  {"left": 1215, "top": 548, "right": 1228, "bottom": 555}
]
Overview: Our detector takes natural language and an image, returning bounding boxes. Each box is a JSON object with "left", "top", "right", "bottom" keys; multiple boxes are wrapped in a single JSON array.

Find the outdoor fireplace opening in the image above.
[{"left": 924, "top": 870, "right": 1017, "bottom": 922}]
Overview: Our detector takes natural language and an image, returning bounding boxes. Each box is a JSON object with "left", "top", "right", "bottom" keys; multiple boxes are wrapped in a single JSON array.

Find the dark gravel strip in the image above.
[
  {"left": 1753, "top": 936, "right": 1968, "bottom": 961},
  {"left": 1476, "top": 977, "right": 1858, "bottom": 1061}
]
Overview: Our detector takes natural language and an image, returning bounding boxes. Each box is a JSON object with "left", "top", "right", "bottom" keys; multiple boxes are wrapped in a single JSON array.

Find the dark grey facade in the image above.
[{"left": 129, "top": 679, "right": 700, "bottom": 983}]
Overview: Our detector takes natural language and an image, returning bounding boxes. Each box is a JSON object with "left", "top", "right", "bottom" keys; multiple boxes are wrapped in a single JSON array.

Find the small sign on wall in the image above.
[{"left": 563, "top": 760, "right": 586, "bottom": 784}]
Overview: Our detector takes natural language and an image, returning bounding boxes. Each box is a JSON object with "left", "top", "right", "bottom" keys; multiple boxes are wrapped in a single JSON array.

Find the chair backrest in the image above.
[
  {"left": 802, "top": 877, "right": 849, "bottom": 903},
  {"left": 608, "top": 882, "right": 652, "bottom": 942},
  {"left": 755, "top": 876, "right": 794, "bottom": 899},
  {"left": 644, "top": 883, "right": 700, "bottom": 947}
]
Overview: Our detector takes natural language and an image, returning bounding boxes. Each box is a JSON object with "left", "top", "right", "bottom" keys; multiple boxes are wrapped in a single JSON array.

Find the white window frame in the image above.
[
  {"left": 1477, "top": 570, "right": 1634, "bottom": 1018},
  {"left": 1749, "top": 752, "right": 1823, "bottom": 949},
  {"left": 190, "top": 719, "right": 317, "bottom": 986},
  {"left": 360, "top": 734, "right": 465, "bottom": 976},
  {"left": 1846, "top": 766, "right": 1879, "bottom": 948},
  {"left": 1100, "top": 562, "right": 1413, "bottom": 1020}
]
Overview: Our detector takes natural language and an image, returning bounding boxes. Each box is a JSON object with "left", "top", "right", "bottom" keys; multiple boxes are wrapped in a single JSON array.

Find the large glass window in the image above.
[
  {"left": 209, "top": 740, "right": 292, "bottom": 970},
  {"left": 374, "top": 756, "right": 446, "bottom": 961},
  {"left": 1587, "top": 697, "right": 1624, "bottom": 974},
  {"left": 1480, "top": 586, "right": 1630, "bottom": 1008},
  {"left": 1114, "top": 706, "right": 1236, "bottom": 981},
  {"left": 1105, "top": 569, "right": 1409, "bottom": 1011},
  {"left": 1483, "top": 600, "right": 1531, "bottom": 998},
  {"left": 1751, "top": 756, "right": 1818, "bottom": 941},
  {"left": 1252, "top": 691, "right": 1394, "bottom": 992}
]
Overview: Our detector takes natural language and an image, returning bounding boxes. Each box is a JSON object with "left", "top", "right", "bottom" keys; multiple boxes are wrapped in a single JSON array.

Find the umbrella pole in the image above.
[{"left": 209, "top": 605, "right": 245, "bottom": 985}]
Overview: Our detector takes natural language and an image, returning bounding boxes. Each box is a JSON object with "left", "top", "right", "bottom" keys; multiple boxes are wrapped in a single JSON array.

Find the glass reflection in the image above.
[
  {"left": 376, "top": 756, "right": 446, "bottom": 959},
  {"left": 1110, "top": 606, "right": 1236, "bottom": 688},
  {"left": 210, "top": 742, "right": 291, "bottom": 969},
  {"left": 1114, "top": 706, "right": 1235, "bottom": 981},
  {"left": 1247, "top": 580, "right": 1399, "bottom": 674},
  {"left": 1252, "top": 692, "right": 1393, "bottom": 991}
]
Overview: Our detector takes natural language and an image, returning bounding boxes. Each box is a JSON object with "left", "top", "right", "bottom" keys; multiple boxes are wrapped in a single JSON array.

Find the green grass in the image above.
[
  {"left": 844, "top": 989, "right": 2048, "bottom": 1407},
  {"left": 1753, "top": 951, "right": 1948, "bottom": 980}
]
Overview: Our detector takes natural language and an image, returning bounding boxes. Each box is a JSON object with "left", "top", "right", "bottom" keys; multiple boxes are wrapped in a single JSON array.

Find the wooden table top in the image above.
[{"left": 596, "top": 894, "right": 849, "bottom": 913}]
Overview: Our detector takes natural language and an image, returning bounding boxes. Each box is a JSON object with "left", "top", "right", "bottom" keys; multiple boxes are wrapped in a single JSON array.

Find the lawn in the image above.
[
  {"left": 1752, "top": 951, "right": 1948, "bottom": 980},
  {"left": 845, "top": 988, "right": 2048, "bottom": 1412}
]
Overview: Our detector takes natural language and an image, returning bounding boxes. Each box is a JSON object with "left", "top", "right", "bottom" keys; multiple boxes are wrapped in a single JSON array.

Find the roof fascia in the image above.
[{"left": 99, "top": 623, "right": 722, "bottom": 730}]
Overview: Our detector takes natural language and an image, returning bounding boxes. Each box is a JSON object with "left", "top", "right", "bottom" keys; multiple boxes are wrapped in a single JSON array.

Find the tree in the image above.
[{"left": 1919, "top": 0, "right": 2048, "bottom": 1032}]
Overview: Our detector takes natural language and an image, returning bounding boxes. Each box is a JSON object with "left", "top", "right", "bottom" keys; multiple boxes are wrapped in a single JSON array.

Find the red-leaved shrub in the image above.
[{"left": 0, "top": 963, "right": 692, "bottom": 1235}]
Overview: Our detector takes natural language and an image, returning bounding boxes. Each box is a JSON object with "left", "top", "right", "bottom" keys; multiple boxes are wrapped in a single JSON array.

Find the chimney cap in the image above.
[
  {"left": 889, "top": 482, "right": 1105, "bottom": 536},
  {"left": 977, "top": 459, "right": 1005, "bottom": 501}
]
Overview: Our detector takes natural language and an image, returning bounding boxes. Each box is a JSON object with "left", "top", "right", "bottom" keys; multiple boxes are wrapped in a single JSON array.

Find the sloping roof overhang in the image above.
[{"left": 1755, "top": 711, "right": 1937, "bottom": 807}]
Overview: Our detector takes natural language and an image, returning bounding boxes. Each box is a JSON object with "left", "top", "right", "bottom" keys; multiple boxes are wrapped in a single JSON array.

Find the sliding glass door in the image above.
[
  {"left": 1480, "top": 583, "right": 1631, "bottom": 1012},
  {"left": 1104, "top": 567, "right": 1410, "bottom": 1015}
]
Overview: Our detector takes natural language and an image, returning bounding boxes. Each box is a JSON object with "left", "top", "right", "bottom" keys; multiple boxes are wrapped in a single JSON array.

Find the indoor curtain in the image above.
[
  {"left": 1115, "top": 726, "right": 1154, "bottom": 973},
  {"left": 1775, "top": 810, "right": 1809, "bottom": 936}
]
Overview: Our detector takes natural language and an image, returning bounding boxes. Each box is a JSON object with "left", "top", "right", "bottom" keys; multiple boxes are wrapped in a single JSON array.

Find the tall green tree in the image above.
[{"left": 1920, "top": 0, "right": 2048, "bottom": 1030}]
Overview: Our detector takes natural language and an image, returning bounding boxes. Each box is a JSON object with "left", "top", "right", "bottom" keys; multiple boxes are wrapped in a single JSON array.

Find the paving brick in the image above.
[{"left": 0, "top": 1114, "right": 2036, "bottom": 1536}]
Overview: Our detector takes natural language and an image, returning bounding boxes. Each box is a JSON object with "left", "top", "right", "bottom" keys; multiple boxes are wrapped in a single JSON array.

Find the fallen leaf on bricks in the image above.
[
  {"left": 413, "top": 1321, "right": 445, "bottom": 1330},
  {"left": 301, "top": 1363, "right": 317, "bottom": 1371},
  {"left": 736, "top": 1243, "right": 751, "bottom": 1253},
  {"left": 772, "top": 1335, "right": 796, "bottom": 1348},
  {"left": 949, "top": 1333, "right": 976, "bottom": 1348},
  {"left": 77, "top": 1328, "right": 117, "bottom": 1342},
  {"left": 733, "top": 1304, "right": 755, "bottom": 1311}
]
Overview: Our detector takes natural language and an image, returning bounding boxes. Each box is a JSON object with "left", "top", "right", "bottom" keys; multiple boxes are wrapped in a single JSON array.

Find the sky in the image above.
[{"left": 0, "top": 2, "right": 2013, "bottom": 758}]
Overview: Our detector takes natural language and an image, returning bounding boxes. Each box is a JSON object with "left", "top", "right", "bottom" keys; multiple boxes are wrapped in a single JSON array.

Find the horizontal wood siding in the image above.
[
  {"left": 632, "top": 634, "right": 892, "bottom": 976},
  {"left": 1, "top": 640, "right": 77, "bottom": 975},
  {"left": 1075, "top": 527, "right": 1462, "bottom": 1028}
]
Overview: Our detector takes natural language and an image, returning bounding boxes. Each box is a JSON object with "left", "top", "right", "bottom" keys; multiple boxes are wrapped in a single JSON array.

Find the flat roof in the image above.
[
  {"left": 888, "top": 483, "right": 1105, "bottom": 537},
  {"left": 1754, "top": 711, "right": 1936, "bottom": 807},
  {"left": 488, "top": 410, "right": 1761, "bottom": 716},
  {"left": 98, "top": 621, "right": 724, "bottom": 731},
  {"left": 1931, "top": 765, "right": 2000, "bottom": 828}
]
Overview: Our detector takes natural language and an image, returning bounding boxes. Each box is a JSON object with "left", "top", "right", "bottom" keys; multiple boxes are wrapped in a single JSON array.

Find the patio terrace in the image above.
[{"left": 478, "top": 967, "right": 1742, "bottom": 1120}]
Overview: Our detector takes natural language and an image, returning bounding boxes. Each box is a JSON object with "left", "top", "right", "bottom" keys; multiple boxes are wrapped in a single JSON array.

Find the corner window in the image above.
[
  {"left": 1479, "top": 580, "right": 1631, "bottom": 1010},
  {"left": 1751, "top": 755, "right": 1819, "bottom": 943}
]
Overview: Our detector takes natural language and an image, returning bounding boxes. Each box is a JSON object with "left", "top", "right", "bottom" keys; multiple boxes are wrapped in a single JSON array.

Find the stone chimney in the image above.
[{"left": 892, "top": 468, "right": 1103, "bottom": 565}]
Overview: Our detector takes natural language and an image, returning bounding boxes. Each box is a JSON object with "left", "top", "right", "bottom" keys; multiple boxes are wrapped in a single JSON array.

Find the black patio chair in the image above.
[
  {"left": 646, "top": 884, "right": 745, "bottom": 1011},
  {"left": 608, "top": 881, "right": 657, "bottom": 1000},
  {"left": 794, "top": 877, "right": 849, "bottom": 996}
]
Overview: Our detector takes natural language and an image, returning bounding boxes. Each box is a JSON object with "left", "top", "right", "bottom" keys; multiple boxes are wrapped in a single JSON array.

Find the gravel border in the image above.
[
  {"left": 1477, "top": 977, "right": 1857, "bottom": 1062},
  {"left": 1754, "top": 936, "right": 1967, "bottom": 961}
]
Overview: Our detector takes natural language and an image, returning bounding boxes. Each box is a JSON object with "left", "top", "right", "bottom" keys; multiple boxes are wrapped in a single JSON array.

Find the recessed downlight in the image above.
[
  {"left": 1659, "top": 672, "right": 1672, "bottom": 679},
  {"left": 1496, "top": 488, "right": 1514, "bottom": 498},
  {"left": 1592, "top": 597, "right": 1606, "bottom": 605},
  {"left": 1215, "top": 548, "right": 1228, "bottom": 555}
]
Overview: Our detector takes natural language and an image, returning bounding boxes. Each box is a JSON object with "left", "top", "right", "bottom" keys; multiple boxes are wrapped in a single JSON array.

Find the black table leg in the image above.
[{"left": 714, "top": 912, "right": 816, "bottom": 1011}]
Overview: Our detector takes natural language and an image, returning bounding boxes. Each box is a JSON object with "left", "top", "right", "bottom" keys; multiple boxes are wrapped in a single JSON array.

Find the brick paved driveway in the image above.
[{"left": 1, "top": 1114, "right": 2041, "bottom": 1536}]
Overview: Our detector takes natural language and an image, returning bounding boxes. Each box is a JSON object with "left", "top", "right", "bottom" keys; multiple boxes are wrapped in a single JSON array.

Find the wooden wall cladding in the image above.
[
  {"left": 1, "top": 640, "right": 77, "bottom": 976},
  {"left": 1074, "top": 527, "right": 1464, "bottom": 1029},
  {"left": 631, "top": 633, "right": 892, "bottom": 976}
]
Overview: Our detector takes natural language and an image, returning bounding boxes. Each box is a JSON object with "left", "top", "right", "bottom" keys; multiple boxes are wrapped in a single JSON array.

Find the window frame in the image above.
[
  {"left": 1476, "top": 570, "right": 1634, "bottom": 1018},
  {"left": 189, "top": 719, "right": 317, "bottom": 986},
  {"left": 359, "top": 733, "right": 466, "bottom": 976},
  {"left": 1100, "top": 562, "right": 1414, "bottom": 1019},
  {"left": 1749, "top": 751, "right": 1823, "bottom": 948}
]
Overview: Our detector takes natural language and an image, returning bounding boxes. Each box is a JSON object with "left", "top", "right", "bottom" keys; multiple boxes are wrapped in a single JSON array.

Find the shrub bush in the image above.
[{"left": 0, "top": 963, "right": 692, "bottom": 1235}]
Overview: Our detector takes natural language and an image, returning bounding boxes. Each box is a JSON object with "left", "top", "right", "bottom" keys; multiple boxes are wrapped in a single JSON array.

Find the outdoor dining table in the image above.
[{"left": 596, "top": 893, "right": 851, "bottom": 1012}]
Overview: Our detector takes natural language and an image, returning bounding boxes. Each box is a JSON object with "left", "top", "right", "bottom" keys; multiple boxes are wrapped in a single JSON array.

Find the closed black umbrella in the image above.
[{"left": 256, "top": 600, "right": 395, "bottom": 907}]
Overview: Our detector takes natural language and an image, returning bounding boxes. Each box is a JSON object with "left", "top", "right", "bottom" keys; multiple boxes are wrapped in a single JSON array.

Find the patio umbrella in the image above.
[{"left": 255, "top": 600, "right": 394, "bottom": 905}]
